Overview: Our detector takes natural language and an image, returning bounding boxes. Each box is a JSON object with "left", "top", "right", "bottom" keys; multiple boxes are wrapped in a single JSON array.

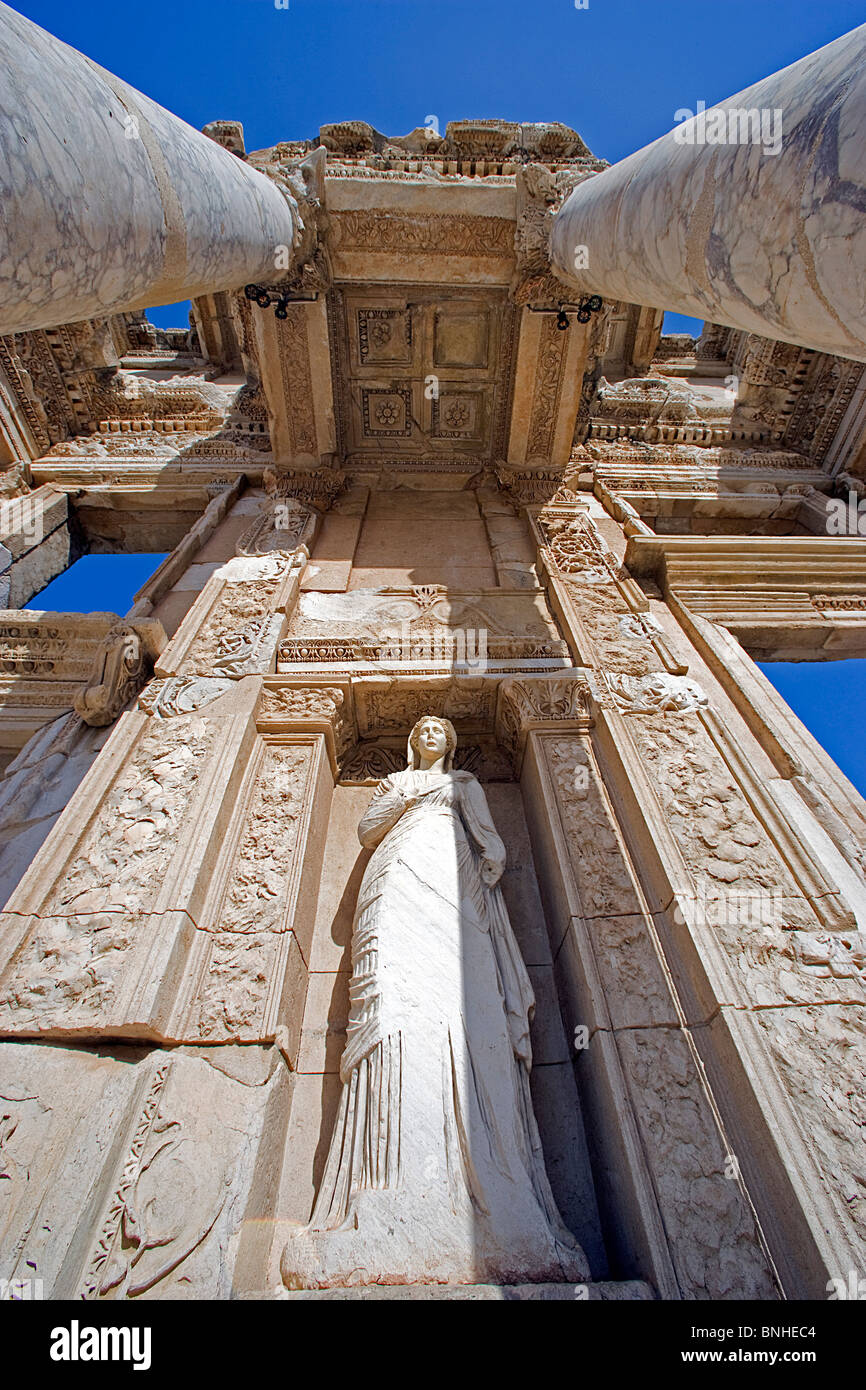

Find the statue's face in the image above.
[{"left": 416, "top": 718, "right": 448, "bottom": 760}]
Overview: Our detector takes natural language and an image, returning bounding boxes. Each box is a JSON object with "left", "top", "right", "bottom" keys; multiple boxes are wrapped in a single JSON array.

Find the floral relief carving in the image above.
[
  {"left": 0, "top": 716, "right": 214, "bottom": 1026},
  {"left": 181, "top": 567, "right": 288, "bottom": 679},
  {"left": 755, "top": 1005, "right": 866, "bottom": 1248},
  {"left": 138, "top": 677, "right": 233, "bottom": 719},
  {"left": 543, "top": 735, "right": 780, "bottom": 1299},
  {"left": 628, "top": 714, "right": 817, "bottom": 930},
  {"left": 605, "top": 672, "right": 708, "bottom": 714},
  {"left": 546, "top": 735, "right": 642, "bottom": 919},
  {"left": 526, "top": 316, "right": 567, "bottom": 461},
  {"left": 80, "top": 1060, "right": 230, "bottom": 1299},
  {"left": 277, "top": 305, "right": 318, "bottom": 458},
  {"left": 331, "top": 211, "right": 515, "bottom": 257},
  {"left": 196, "top": 745, "right": 310, "bottom": 1039}
]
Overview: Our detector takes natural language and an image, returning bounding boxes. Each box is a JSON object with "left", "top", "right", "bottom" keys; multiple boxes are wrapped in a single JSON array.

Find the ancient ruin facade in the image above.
[{"left": 0, "top": 6, "right": 864, "bottom": 1302}]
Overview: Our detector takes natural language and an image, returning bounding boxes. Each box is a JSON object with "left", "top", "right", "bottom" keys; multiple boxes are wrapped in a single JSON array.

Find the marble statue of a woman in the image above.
[{"left": 281, "top": 715, "right": 590, "bottom": 1288}]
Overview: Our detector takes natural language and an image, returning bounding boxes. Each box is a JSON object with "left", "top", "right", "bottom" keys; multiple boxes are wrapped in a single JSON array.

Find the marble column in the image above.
[
  {"left": 550, "top": 23, "right": 866, "bottom": 362},
  {"left": 0, "top": 2, "right": 302, "bottom": 336}
]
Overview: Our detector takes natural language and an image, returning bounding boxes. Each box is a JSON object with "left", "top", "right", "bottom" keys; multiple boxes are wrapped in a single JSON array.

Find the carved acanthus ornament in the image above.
[
  {"left": 495, "top": 466, "right": 565, "bottom": 506},
  {"left": 258, "top": 683, "right": 352, "bottom": 766},
  {"left": 496, "top": 672, "right": 593, "bottom": 769},
  {"left": 196, "top": 743, "right": 311, "bottom": 1040},
  {"left": 603, "top": 671, "right": 709, "bottom": 714},
  {"left": 263, "top": 465, "right": 346, "bottom": 510},
  {"left": 74, "top": 622, "right": 162, "bottom": 727},
  {"left": 511, "top": 163, "right": 594, "bottom": 307}
]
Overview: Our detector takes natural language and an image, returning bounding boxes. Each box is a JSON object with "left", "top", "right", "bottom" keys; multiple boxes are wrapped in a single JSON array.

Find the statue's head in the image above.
[{"left": 407, "top": 715, "right": 457, "bottom": 772}]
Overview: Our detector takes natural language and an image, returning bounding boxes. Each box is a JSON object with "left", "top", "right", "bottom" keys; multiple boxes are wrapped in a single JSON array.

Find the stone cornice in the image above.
[{"left": 625, "top": 534, "right": 866, "bottom": 587}]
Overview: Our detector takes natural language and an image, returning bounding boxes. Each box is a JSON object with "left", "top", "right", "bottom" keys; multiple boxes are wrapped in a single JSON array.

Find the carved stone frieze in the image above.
[
  {"left": 352, "top": 678, "right": 497, "bottom": 741},
  {"left": 138, "top": 676, "right": 234, "bottom": 718},
  {"left": 195, "top": 742, "right": 311, "bottom": 1040},
  {"left": 627, "top": 713, "right": 820, "bottom": 930},
  {"left": 0, "top": 711, "right": 217, "bottom": 1030},
  {"left": 263, "top": 465, "right": 346, "bottom": 509},
  {"left": 603, "top": 672, "right": 709, "bottom": 714},
  {"left": 257, "top": 682, "right": 351, "bottom": 757},
  {"left": 331, "top": 211, "right": 515, "bottom": 258},
  {"left": 73, "top": 623, "right": 155, "bottom": 727},
  {"left": 235, "top": 498, "right": 317, "bottom": 559},
  {"left": 276, "top": 304, "right": 318, "bottom": 458},
  {"left": 536, "top": 734, "right": 779, "bottom": 1298},
  {"left": 536, "top": 510, "right": 624, "bottom": 587},
  {"left": 754, "top": 1005, "right": 866, "bottom": 1253},
  {"left": 526, "top": 316, "right": 569, "bottom": 461},
  {"left": 495, "top": 467, "right": 565, "bottom": 505},
  {"left": 284, "top": 585, "right": 567, "bottom": 669},
  {"left": 159, "top": 554, "right": 294, "bottom": 681}
]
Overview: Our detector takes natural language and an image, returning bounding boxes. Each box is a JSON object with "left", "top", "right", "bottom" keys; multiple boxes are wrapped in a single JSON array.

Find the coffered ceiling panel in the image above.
[{"left": 328, "top": 284, "right": 517, "bottom": 463}]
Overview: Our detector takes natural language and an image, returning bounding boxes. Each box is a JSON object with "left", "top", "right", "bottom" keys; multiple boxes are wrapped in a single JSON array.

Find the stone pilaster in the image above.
[{"left": 528, "top": 493, "right": 866, "bottom": 1296}]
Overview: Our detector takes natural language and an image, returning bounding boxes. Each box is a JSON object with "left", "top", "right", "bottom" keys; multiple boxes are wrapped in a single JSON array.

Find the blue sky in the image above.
[
  {"left": 758, "top": 661, "right": 866, "bottom": 798},
  {"left": 12, "top": 0, "right": 863, "bottom": 167},
  {"left": 24, "top": 554, "right": 167, "bottom": 617},
  {"left": 12, "top": 0, "right": 866, "bottom": 795}
]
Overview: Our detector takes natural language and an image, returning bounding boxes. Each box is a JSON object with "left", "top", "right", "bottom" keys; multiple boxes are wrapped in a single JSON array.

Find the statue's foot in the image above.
[
  {"left": 281, "top": 1223, "right": 397, "bottom": 1290},
  {"left": 281, "top": 1216, "right": 590, "bottom": 1290},
  {"left": 281, "top": 1211, "right": 479, "bottom": 1289}
]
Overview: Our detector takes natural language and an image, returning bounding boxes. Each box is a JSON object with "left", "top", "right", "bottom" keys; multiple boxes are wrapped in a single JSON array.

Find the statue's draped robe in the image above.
[{"left": 282, "top": 768, "right": 589, "bottom": 1287}]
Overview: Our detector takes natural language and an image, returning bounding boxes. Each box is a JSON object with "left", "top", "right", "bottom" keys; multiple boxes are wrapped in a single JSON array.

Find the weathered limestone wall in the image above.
[
  {"left": 0, "top": 488, "right": 340, "bottom": 1297},
  {"left": 0, "top": 486, "right": 75, "bottom": 608},
  {"left": 0, "top": 476, "right": 862, "bottom": 1299}
]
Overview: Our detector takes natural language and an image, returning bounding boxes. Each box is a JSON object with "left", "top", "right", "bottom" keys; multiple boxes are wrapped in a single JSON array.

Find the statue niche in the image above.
[{"left": 281, "top": 715, "right": 589, "bottom": 1288}]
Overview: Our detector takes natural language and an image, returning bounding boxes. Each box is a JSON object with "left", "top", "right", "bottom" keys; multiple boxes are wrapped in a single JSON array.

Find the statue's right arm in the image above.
[{"left": 357, "top": 780, "right": 413, "bottom": 848}]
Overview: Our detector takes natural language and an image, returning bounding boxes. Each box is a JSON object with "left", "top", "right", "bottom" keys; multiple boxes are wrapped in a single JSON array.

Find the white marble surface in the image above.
[
  {"left": 0, "top": 2, "right": 300, "bottom": 335},
  {"left": 551, "top": 23, "right": 866, "bottom": 361}
]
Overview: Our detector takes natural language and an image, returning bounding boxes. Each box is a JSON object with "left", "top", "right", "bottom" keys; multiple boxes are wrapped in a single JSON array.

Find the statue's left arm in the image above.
[
  {"left": 460, "top": 775, "right": 506, "bottom": 886},
  {"left": 460, "top": 774, "right": 534, "bottom": 1065}
]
